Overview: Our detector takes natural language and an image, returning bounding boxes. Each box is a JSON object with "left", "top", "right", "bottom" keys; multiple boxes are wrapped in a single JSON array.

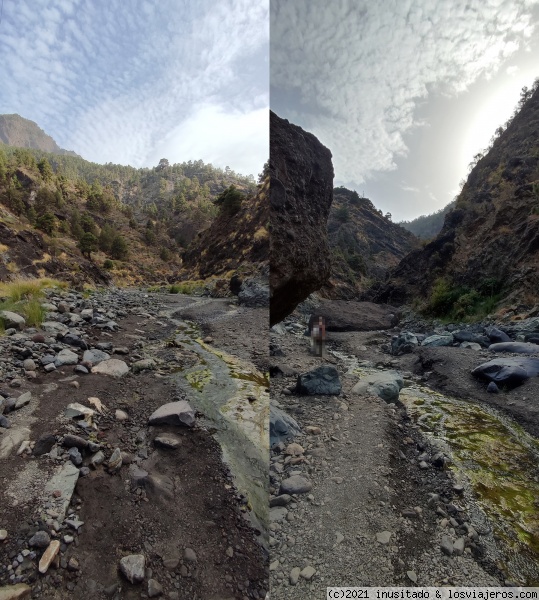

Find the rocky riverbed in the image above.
[
  {"left": 269, "top": 299, "right": 539, "bottom": 597},
  {"left": 0, "top": 288, "right": 268, "bottom": 600}
]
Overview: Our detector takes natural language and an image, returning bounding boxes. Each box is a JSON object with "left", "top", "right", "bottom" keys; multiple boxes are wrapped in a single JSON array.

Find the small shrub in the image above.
[
  {"left": 169, "top": 284, "right": 181, "bottom": 294},
  {"left": 103, "top": 259, "right": 114, "bottom": 270}
]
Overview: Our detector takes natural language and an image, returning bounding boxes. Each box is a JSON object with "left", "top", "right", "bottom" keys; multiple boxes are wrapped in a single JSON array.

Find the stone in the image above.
[
  {"left": 352, "top": 371, "right": 404, "bottom": 403},
  {"left": 460, "top": 341, "right": 482, "bottom": 350},
  {"left": 115, "top": 409, "right": 129, "bottom": 421},
  {"left": 421, "top": 334, "right": 454, "bottom": 347},
  {"left": 44, "top": 363, "right": 56, "bottom": 373},
  {"left": 33, "top": 433, "right": 56, "bottom": 456},
  {"left": 108, "top": 448, "right": 122, "bottom": 472},
  {"left": 62, "top": 434, "right": 89, "bottom": 449},
  {"left": 14, "top": 392, "right": 31, "bottom": 410},
  {"left": 38, "top": 540, "right": 61, "bottom": 573},
  {"left": 65, "top": 403, "right": 95, "bottom": 419},
  {"left": 471, "top": 357, "right": 539, "bottom": 388},
  {"left": 300, "top": 566, "right": 316, "bottom": 580},
  {"left": 376, "top": 531, "right": 392, "bottom": 544},
  {"left": 29, "top": 531, "right": 50, "bottom": 548},
  {"left": 0, "top": 311, "right": 26, "bottom": 330},
  {"left": 91, "top": 359, "right": 129, "bottom": 377},
  {"left": 289, "top": 567, "right": 301, "bottom": 585},
  {"left": 270, "top": 506, "right": 288, "bottom": 522},
  {"left": 0, "top": 530, "right": 7, "bottom": 541},
  {"left": 68, "top": 447, "right": 83, "bottom": 466},
  {"left": 279, "top": 475, "right": 312, "bottom": 495},
  {"left": 148, "top": 400, "right": 195, "bottom": 427},
  {"left": 22, "top": 359, "right": 36, "bottom": 371},
  {"left": 270, "top": 405, "right": 301, "bottom": 445},
  {"left": 284, "top": 443, "right": 304, "bottom": 456},
  {"left": 391, "top": 332, "right": 419, "bottom": 355},
  {"left": 82, "top": 349, "right": 110, "bottom": 365},
  {"left": 90, "top": 450, "right": 105, "bottom": 467},
  {"left": 237, "top": 279, "right": 269, "bottom": 308},
  {"left": 43, "top": 462, "right": 80, "bottom": 522},
  {"left": 270, "top": 112, "right": 334, "bottom": 326},
  {"left": 407, "top": 571, "right": 418, "bottom": 583},
  {"left": 148, "top": 579, "right": 163, "bottom": 597},
  {"left": 296, "top": 365, "right": 341, "bottom": 395},
  {"left": 489, "top": 341, "right": 539, "bottom": 354},
  {"left": 270, "top": 494, "right": 291, "bottom": 507},
  {"left": 485, "top": 326, "right": 511, "bottom": 343},
  {"left": 54, "top": 349, "right": 79, "bottom": 367},
  {"left": 0, "top": 583, "right": 32, "bottom": 599},
  {"left": 119, "top": 554, "right": 145, "bottom": 584},
  {"left": 0, "top": 415, "right": 10, "bottom": 429},
  {"left": 453, "top": 537, "right": 465, "bottom": 556},
  {"left": 440, "top": 535, "right": 454, "bottom": 556},
  {"left": 154, "top": 434, "right": 182, "bottom": 449},
  {"left": 132, "top": 358, "right": 156, "bottom": 373},
  {"left": 184, "top": 548, "right": 197, "bottom": 562},
  {"left": 487, "top": 382, "right": 499, "bottom": 393}
]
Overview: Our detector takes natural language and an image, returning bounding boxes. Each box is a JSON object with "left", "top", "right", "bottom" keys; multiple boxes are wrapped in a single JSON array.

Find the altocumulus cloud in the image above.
[
  {"left": 271, "top": 0, "right": 539, "bottom": 185},
  {"left": 0, "top": 0, "right": 268, "bottom": 175}
]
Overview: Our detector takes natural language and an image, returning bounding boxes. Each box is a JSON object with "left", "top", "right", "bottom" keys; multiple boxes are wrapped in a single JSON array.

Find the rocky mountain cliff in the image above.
[
  {"left": 376, "top": 81, "right": 539, "bottom": 316},
  {"left": 321, "top": 187, "right": 418, "bottom": 299},
  {"left": 0, "top": 114, "right": 78, "bottom": 157},
  {"left": 270, "top": 112, "right": 334, "bottom": 326}
]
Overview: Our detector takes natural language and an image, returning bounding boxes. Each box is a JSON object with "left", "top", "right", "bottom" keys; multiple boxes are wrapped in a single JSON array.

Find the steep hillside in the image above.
[
  {"left": 0, "top": 119, "right": 262, "bottom": 287},
  {"left": 181, "top": 178, "right": 269, "bottom": 281},
  {"left": 376, "top": 80, "right": 539, "bottom": 317},
  {"left": 399, "top": 200, "right": 456, "bottom": 239},
  {"left": 0, "top": 114, "right": 78, "bottom": 156},
  {"left": 321, "top": 187, "right": 419, "bottom": 299}
]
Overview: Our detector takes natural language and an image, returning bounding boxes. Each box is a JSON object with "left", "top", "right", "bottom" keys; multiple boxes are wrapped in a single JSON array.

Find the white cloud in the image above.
[
  {"left": 0, "top": 0, "right": 268, "bottom": 176},
  {"left": 271, "top": 0, "right": 539, "bottom": 185}
]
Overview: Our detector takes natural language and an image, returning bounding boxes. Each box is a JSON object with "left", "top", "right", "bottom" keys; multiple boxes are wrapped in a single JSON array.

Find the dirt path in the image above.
[
  {"left": 0, "top": 290, "right": 268, "bottom": 600},
  {"left": 269, "top": 308, "right": 514, "bottom": 597}
]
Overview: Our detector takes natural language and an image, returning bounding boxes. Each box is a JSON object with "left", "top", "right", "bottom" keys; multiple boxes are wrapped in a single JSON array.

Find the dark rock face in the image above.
[
  {"left": 310, "top": 299, "right": 398, "bottom": 332},
  {"left": 270, "top": 406, "right": 301, "bottom": 446},
  {"left": 270, "top": 112, "right": 334, "bottom": 326}
]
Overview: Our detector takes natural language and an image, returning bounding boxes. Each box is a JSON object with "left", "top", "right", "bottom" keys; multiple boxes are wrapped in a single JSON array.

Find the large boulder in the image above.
[
  {"left": 270, "top": 111, "right": 334, "bottom": 326},
  {"left": 352, "top": 371, "right": 404, "bottom": 403},
  {"left": 471, "top": 357, "right": 539, "bottom": 388},
  {"left": 309, "top": 299, "right": 398, "bottom": 332},
  {"left": 295, "top": 365, "right": 341, "bottom": 395},
  {"left": 238, "top": 278, "right": 269, "bottom": 307},
  {"left": 488, "top": 342, "right": 539, "bottom": 355},
  {"left": 0, "top": 311, "right": 25, "bottom": 330}
]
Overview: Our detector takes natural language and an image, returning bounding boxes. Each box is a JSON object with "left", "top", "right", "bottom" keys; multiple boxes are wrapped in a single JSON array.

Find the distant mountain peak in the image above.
[{"left": 0, "top": 113, "right": 79, "bottom": 157}]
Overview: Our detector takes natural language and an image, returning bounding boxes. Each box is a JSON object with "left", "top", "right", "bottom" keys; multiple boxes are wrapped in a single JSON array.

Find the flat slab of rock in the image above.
[
  {"left": 308, "top": 300, "right": 398, "bottom": 332},
  {"left": 41, "top": 321, "right": 69, "bottom": 335},
  {"left": 38, "top": 540, "right": 61, "bottom": 574},
  {"left": 91, "top": 359, "right": 129, "bottom": 377},
  {"left": 14, "top": 392, "right": 31, "bottom": 410},
  {"left": 154, "top": 434, "right": 182, "bottom": 449},
  {"left": 148, "top": 400, "right": 195, "bottom": 427},
  {"left": 421, "top": 334, "right": 454, "bottom": 347},
  {"left": 43, "top": 462, "right": 80, "bottom": 522},
  {"left": 471, "top": 357, "right": 539, "bottom": 388},
  {"left": 82, "top": 349, "right": 110, "bottom": 365},
  {"left": 0, "top": 583, "right": 32, "bottom": 599},
  {"left": 296, "top": 365, "right": 341, "bottom": 395},
  {"left": 55, "top": 349, "right": 79, "bottom": 366},
  {"left": 489, "top": 341, "right": 539, "bottom": 354},
  {"left": 352, "top": 371, "right": 404, "bottom": 403}
]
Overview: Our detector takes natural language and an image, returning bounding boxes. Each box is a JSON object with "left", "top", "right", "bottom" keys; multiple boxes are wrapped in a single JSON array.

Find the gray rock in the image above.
[
  {"left": 471, "top": 357, "right": 539, "bottom": 388},
  {"left": 41, "top": 321, "right": 70, "bottom": 336},
  {"left": 487, "top": 382, "right": 499, "bottom": 393},
  {"left": 23, "top": 359, "right": 36, "bottom": 371},
  {"left": 484, "top": 326, "right": 511, "bottom": 343},
  {"left": 279, "top": 475, "right": 312, "bottom": 495},
  {"left": 154, "top": 434, "right": 182, "bottom": 449},
  {"left": 391, "top": 332, "right": 419, "bottom": 355},
  {"left": 270, "top": 506, "right": 288, "bottom": 522},
  {"left": 148, "top": 400, "right": 195, "bottom": 427},
  {"left": 119, "top": 554, "right": 145, "bottom": 584},
  {"left": 421, "top": 334, "right": 454, "bottom": 347},
  {"left": 376, "top": 531, "right": 392, "bottom": 544},
  {"left": 352, "top": 370, "right": 404, "bottom": 403},
  {"left": 62, "top": 434, "right": 88, "bottom": 449},
  {"left": 148, "top": 579, "right": 163, "bottom": 598},
  {"left": 68, "top": 447, "right": 82, "bottom": 466},
  {"left": 489, "top": 341, "right": 539, "bottom": 354},
  {"left": 270, "top": 494, "right": 292, "bottom": 507},
  {"left": 238, "top": 279, "right": 269, "bottom": 307},
  {"left": 441, "top": 535, "right": 454, "bottom": 556},
  {"left": 91, "top": 359, "right": 129, "bottom": 377},
  {"left": 82, "top": 349, "right": 110, "bottom": 365},
  {"left": 108, "top": 448, "right": 122, "bottom": 472},
  {"left": 43, "top": 462, "right": 80, "bottom": 522},
  {"left": 270, "top": 405, "right": 301, "bottom": 445},
  {"left": 44, "top": 363, "right": 56, "bottom": 373},
  {"left": 0, "top": 310, "right": 26, "bottom": 330},
  {"left": 40, "top": 355, "right": 56, "bottom": 365},
  {"left": 90, "top": 450, "right": 105, "bottom": 467},
  {"left": 183, "top": 548, "right": 197, "bottom": 562},
  {"left": 132, "top": 358, "right": 156, "bottom": 373},
  {"left": 14, "top": 392, "right": 31, "bottom": 410},
  {"left": 54, "top": 349, "right": 79, "bottom": 367},
  {"left": 0, "top": 414, "right": 11, "bottom": 428},
  {"left": 296, "top": 365, "right": 341, "bottom": 395},
  {"left": 460, "top": 341, "right": 482, "bottom": 350},
  {"left": 33, "top": 433, "right": 56, "bottom": 456},
  {"left": 29, "top": 531, "right": 51, "bottom": 549},
  {"left": 290, "top": 567, "right": 301, "bottom": 586},
  {"left": 453, "top": 537, "right": 465, "bottom": 556}
]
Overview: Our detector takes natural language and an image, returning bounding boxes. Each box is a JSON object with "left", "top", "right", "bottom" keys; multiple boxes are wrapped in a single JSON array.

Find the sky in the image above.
[
  {"left": 0, "top": 0, "right": 269, "bottom": 177},
  {"left": 271, "top": 0, "right": 539, "bottom": 221}
]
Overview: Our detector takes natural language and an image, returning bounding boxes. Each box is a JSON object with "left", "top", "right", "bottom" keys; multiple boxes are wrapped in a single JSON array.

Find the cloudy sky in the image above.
[
  {"left": 271, "top": 0, "right": 539, "bottom": 221},
  {"left": 0, "top": 0, "right": 268, "bottom": 176}
]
